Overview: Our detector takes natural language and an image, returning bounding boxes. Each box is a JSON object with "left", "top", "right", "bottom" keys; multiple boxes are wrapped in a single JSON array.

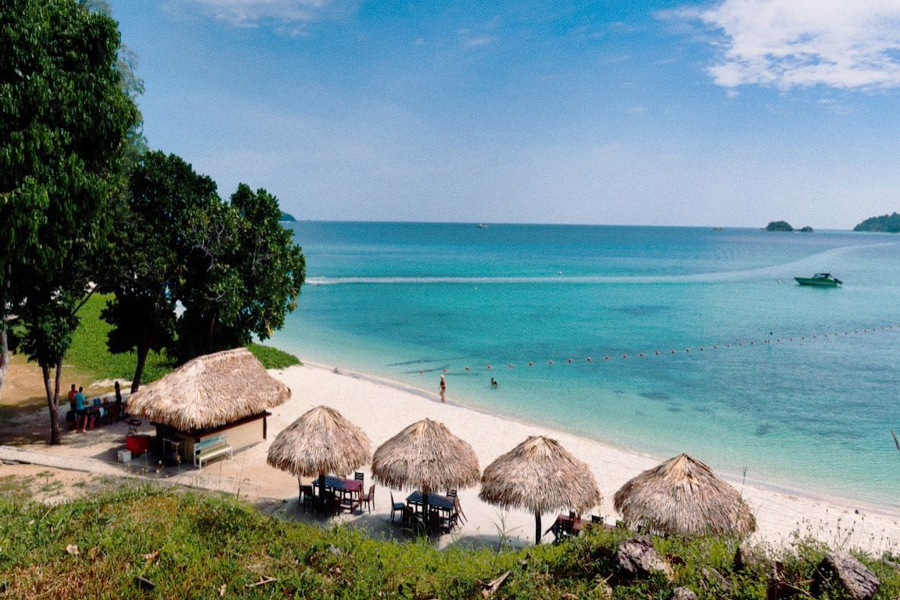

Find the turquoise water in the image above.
[{"left": 269, "top": 222, "right": 900, "bottom": 507}]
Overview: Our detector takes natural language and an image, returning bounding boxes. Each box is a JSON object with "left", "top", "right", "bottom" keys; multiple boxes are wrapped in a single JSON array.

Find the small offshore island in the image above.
[{"left": 764, "top": 220, "right": 814, "bottom": 232}]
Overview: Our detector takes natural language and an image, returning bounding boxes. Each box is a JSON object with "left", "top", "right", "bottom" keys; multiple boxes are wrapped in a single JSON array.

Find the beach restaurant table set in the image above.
[
  {"left": 309, "top": 476, "right": 364, "bottom": 514},
  {"left": 404, "top": 491, "right": 463, "bottom": 533}
]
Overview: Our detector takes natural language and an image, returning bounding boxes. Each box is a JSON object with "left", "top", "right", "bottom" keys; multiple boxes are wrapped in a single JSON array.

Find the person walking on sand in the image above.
[{"left": 439, "top": 374, "right": 446, "bottom": 402}]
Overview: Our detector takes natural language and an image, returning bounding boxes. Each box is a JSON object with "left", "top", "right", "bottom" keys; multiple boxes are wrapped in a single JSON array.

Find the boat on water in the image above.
[
  {"left": 477, "top": 223, "right": 489, "bottom": 229},
  {"left": 795, "top": 273, "right": 842, "bottom": 287}
]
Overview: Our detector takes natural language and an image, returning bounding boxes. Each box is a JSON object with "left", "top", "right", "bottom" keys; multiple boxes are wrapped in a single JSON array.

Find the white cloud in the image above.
[
  {"left": 183, "top": 0, "right": 347, "bottom": 33},
  {"left": 698, "top": 0, "right": 900, "bottom": 90}
]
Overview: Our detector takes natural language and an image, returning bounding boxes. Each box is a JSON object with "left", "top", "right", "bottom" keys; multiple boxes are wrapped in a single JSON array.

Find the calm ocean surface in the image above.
[{"left": 270, "top": 222, "right": 900, "bottom": 507}]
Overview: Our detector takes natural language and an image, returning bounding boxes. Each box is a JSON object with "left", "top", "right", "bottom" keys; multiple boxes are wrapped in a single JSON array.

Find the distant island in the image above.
[
  {"left": 765, "top": 220, "right": 794, "bottom": 232},
  {"left": 854, "top": 212, "right": 900, "bottom": 233},
  {"left": 279, "top": 211, "right": 296, "bottom": 222},
  {"left": 764, "top": 221, "right": 813, "bottom": 232}
]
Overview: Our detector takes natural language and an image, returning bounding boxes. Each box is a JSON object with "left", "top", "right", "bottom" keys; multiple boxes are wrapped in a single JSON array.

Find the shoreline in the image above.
[
  {"left": 302, "top": 358, "right": 900, "bottom": 521},
  {"left": 284, "top": 358, "right": 900, "bottom": 551}
]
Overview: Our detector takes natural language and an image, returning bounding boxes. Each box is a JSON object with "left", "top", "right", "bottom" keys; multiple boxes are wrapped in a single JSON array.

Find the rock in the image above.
[
  {"left": 616, "top": 536, "right": 673, "bottom": 581},
  {"left": 811, "top": 553, "right": 880, "bottom": 600},
  {"left": 671, "top": 586, "right": 697, "bottom": 600},
  {"left": 592, "top": 577, "right": 613, "bottom": 599},
  {"left": 701, "top": 567, "right": 731, "bottom": 594},
  {"left": 734, "top": 543, "right": 773, "bottom": 576}
]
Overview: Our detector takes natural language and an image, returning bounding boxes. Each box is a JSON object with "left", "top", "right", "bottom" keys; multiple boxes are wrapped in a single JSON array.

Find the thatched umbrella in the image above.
[
  {"left": 267, "top": 405, "right": 371, "bottom": 500},
  {"left": 479, "top": 436, "right": 601, "bottom": 544},
  {"left": 127, "top": 347, "right": 290, "bottom": 430},
  {"left": 613, "top": 453, "right": 756, "bottom": 538},
  {"left": 371, "top": 419, "right": 480, "bottom": 527}
]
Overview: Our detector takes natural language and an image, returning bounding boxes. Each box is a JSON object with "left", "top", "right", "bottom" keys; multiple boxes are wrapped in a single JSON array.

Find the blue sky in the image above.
[{"left": 111, "top": 0, "right": 900, "bottom": 228}]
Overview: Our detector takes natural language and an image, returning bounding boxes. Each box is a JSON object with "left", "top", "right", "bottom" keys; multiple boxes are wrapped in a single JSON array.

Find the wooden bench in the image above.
[{"left": 193, "top": 434, "right": 233, "bottom": 469}]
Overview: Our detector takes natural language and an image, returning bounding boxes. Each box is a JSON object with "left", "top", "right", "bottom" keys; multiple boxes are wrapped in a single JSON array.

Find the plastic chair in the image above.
[
  {"left": 354, "top": 471, "right": 364, "bottom": 481},
  {"left": 361, "top": 484, "right": 375, "bottom": 513}
]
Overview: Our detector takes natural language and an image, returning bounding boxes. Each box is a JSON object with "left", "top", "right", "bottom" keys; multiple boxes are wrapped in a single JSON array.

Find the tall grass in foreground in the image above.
[{"left": 0, "top": 482, "right": 897, "bottom": 599}]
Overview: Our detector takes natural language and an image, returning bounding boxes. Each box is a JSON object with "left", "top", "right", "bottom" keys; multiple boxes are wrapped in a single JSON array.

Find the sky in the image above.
[{"left": 110, "top": 0, "right": 900, "bottom": 229}]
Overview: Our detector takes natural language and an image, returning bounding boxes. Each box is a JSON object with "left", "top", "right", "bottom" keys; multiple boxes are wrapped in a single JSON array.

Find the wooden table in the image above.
[
  {"left": 406, "top": 491, "right": 459, "bottom": 532},
  {"left": 548, "top": 514, "right": 584, "bottom": 543},
  {"left": 312, "top": 476, "right": 363, "bottom": 513}
]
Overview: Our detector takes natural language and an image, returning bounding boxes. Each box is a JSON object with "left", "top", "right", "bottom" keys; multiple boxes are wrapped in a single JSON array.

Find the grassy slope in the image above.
[
  {"left": 64, "top": 295, "right": 300, "bottom": 388},
  {"left": 0, "top": 482, "right": 897, "bottom": 599}
]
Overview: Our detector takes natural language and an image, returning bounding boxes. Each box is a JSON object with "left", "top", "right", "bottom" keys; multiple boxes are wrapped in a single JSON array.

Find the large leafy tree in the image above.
[
  {"left": 103, "top": 152, "right": 219, "bottom": 392},
  {"left": 0, "top": 0, "right": 139, "bottom": 441},
  {"left": 176, "top": 184, "right": 306, "bottom": 361}
]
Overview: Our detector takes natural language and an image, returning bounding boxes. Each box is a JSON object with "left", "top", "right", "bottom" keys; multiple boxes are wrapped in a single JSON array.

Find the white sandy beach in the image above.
[{"left": 5, "top": 360, "right": 900, "bottom": 552}]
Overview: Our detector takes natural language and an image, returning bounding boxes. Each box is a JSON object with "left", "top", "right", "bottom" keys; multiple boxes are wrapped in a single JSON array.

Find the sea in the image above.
[{"left": 268, "top": 222, "right": 900, "bottom": 508}]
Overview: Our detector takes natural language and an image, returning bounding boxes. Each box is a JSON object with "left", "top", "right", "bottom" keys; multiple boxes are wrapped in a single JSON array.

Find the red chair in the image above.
[{"left": 361, "top": 484, "right": 375, "bottom": 513}]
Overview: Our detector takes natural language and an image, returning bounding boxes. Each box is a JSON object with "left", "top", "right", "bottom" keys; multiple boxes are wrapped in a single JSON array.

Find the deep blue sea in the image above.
[{"left": 269, "top": 222, "right": 900, "bottom": 507}]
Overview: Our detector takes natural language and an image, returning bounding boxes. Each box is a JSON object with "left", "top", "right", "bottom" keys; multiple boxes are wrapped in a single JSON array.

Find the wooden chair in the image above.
[
  {"left": 390, "top": 492, "right": 406, "bottom": 524},
  {"left": 354, "top": 472, "right": 364, "bottom": 482},
  {"left": 453, "top": 497, "right": 467, "bottom": 525},
  {"left": 361, "top": 484, "right": 375, "bottom": 513},
  {"left": 446, "top": 489, "right": 457, "bottom": 498}
]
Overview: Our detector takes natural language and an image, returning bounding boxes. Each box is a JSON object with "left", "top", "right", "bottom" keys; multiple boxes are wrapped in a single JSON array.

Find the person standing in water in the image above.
[{"left": 439, "top": 374, "right": 446, "bottom": 402}]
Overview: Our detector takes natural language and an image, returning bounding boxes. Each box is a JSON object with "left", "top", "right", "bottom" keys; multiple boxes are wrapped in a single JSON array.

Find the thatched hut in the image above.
[
  {"left": 479, "top": 436, "right": 600, "bottom": 544},
  {"left": 267, "top": 405, "right": 371, "bottom": 497},
  {"left": 613, "top": 453, "right": 756, "bottom": 538},
  {"left": 127, "top": 347, "right": 290, "bottom": 466},
  {"left": 371, "top": 419, "right": 479, "bottom": 522}
]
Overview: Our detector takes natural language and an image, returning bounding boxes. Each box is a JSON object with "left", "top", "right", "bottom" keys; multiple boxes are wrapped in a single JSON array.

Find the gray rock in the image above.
[
  {"left": 671, "top": 586, "right": 697, "bottom": 600},
  {"left": 616, "top": 536, "right": 673, "bottom": 581},
  {"left": 811, "top": 553, "right": 880, "bottom": 600}
]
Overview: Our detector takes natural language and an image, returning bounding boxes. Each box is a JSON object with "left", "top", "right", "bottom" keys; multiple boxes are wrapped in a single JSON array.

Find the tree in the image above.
[
  {"left": 176, "top": 185, "right": 306, "bottom": 361},
  {"left": 0, "top": 0, "right": 139, "bottom": 440},
  {"left": 102, "top": 152, "right": 219, "bottom": 392}
]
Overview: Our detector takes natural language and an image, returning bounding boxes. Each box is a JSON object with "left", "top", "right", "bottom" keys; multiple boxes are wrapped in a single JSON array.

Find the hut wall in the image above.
[{"left": 174, "top": 413, "right": 269, "bottom": 461}]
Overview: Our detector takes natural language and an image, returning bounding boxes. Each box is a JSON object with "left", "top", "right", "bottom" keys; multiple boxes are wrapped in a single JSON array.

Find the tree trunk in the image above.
[
  {"left": 0, "top": 327, "right": 8, "bottom": 401},
  {"left": 0, "top": 264, "right": 10, "bottom": 400},
  {"left": 42, "top": 362, "right": 62, "bottom": 445},
  {"left": 131, "top": 340, "right": 149, "bottom": 394}
]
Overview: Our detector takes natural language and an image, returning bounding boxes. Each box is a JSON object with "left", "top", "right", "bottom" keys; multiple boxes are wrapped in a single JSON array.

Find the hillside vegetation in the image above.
[
  {"left": 0, "top": 481, "right": 897, "bottom": 599},
  {"left": 854, "top": 213, "right": 900, "bottom": 233}
]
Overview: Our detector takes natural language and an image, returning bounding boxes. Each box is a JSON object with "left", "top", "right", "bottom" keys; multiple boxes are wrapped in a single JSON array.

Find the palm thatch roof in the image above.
[
  {"left": 267, "top": 405, "right": 371, "bottom": 477},
  {"left": 479, "top": 436, "right": 600, "bottom": 513},
  {"left": 371, "top": 419, "right": 480, "bottom": 492},
  {"left": 127, "top": 347, "right": 290, "bottom": 431},
  {"left": 613, "top": 453, "right": 756, "bottom": 538}
]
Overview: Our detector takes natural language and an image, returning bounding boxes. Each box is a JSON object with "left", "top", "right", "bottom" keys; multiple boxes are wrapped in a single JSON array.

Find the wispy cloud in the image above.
[
  {"left": 180, "top": 0, "right": 350, "bottom": 34},
  {"left": 462, "top": 35, "right": 497, "bottom": 48},
  {"left": 689, "top": 0, "right": 900, "bottom": 91}
]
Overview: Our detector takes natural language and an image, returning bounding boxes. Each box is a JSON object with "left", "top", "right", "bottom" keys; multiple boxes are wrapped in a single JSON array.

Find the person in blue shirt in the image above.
[{"left": 74, "top": 387, "right": 87, "bottom": 432}]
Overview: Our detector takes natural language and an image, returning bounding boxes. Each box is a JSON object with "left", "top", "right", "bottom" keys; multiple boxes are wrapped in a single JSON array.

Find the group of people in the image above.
[
  {"left": 68, "top": 381, "right": 124, "bottom": 433},
  {"left": 438, "top": 374, "right": 497, "bottom": 403}
]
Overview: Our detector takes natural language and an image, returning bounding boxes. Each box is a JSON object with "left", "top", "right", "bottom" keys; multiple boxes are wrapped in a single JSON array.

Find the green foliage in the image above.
[
  {"left": 176, "top": 184, "right": 305, "bottom": 362},
  {"left": 854, "top": 212, "right": 900, "bottom": 233},
  {"left": 66, "top": 294, "right": 172, "bottom": 385},
  {"left": 247, "top": 343, "right": 301, "bottom": 369},
  {"left": 0, "top": 0, "right": 139, "bottom": 434},
  {"left": 0, "top": 482, "right": 898, "bottom": 599},
  {"left": 765, "top": 221, "right": 794, "bottom": 232}
]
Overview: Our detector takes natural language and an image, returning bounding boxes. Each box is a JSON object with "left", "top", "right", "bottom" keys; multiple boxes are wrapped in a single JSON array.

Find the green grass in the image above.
[
  {"left": 247, "top": 343, "right": 301, "bottom": 370},
  {"left": 0, "top": 483, "right": 897, "bottom": 599},
  {"left": 62, "top": 295, "right": 301, "bottom": 388},
  {"left": 65, "top": 294, "right": 173, "bottom": 386}
]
